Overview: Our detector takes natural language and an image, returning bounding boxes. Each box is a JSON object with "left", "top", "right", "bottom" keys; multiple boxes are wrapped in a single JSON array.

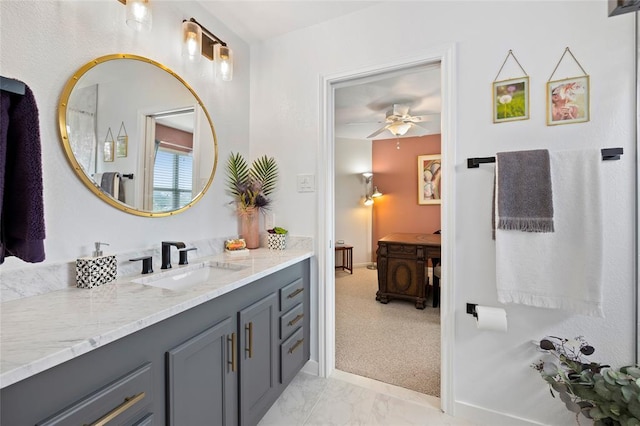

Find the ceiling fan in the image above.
[{"left": 366, "top": 104, "right": 439, "bottom": 139}]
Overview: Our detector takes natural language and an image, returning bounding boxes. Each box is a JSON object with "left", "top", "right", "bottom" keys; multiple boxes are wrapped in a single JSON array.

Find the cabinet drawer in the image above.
[
  {"left": 279, "top": 278, "right": 304, "bottom": 312},
  {"left": 280, "top": 303, "right": 304, "bottom": 340},
  {"left": 133, "top": 413, "right": 154, "bottom": 426},
  {"left": 37, "top": 363, "right": 153, "bottom": 426},
  {"left": 280, "top": 328, "right": 305, "bottom": 384}
]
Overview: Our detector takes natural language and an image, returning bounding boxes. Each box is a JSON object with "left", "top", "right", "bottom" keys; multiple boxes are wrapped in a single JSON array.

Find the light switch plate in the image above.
[{"left": 297, "top": 174, "right": 315, "bottom": 192}]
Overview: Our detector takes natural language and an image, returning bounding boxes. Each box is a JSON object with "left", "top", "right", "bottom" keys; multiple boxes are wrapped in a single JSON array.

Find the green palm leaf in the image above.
[
  {"left": 226, "top": 153, "right": 279, "bottom": 211},
  {"left": 250, "top": 155, "right": 278, "bottom": 197},
  {"left": 226, "top": 152, "right": 250, "bottom": 197}
]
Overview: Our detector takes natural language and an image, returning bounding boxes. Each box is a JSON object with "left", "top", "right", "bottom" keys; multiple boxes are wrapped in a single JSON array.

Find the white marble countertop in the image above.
[{"left": 0, "top": 248, "right": 313, "bottom": 389}]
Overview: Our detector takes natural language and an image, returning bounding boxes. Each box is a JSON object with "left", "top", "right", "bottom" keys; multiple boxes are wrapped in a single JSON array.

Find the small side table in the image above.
[{"left": 335, "top": 245, "right": 353, "bottom": 274}]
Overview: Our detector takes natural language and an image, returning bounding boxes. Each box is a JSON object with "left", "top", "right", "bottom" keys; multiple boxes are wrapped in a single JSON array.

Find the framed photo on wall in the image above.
[
  {"left": 116, "top": 135, "right": 128, "bottom": 158},
  {"left": 116, "top": 122, "right": 128, "bottom": 157},
  {"left": 418, "top": 154, "right": 441, "bottom": 205},
  {"left": 103, "top": 140, "right": 114, "bottom": 162},
  {"left": 103, "top": 127, "right": 114, "bottom": 162},
  {"left": 546, "top": 76, "right": 590, "bottom": 125},
  {"left": 493, "top": 76, "right": 529, "bottom": 123}
]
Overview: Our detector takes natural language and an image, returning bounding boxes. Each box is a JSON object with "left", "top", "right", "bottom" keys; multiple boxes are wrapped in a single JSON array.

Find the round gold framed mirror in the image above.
[{"left": 58, "top": 54, "right": 218, "bottom": 217}]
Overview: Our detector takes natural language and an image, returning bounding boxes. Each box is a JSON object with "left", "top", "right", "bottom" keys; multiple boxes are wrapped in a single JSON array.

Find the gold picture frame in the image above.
[
  {"left": 546, "top": 75, "right": 590, "bottom": 125},
  {"left": 103, "top": 128, "right": 114, "bottom": 162},
  {"left": 493, "top": 76, "right": 529, "bottom": 123},
  {"left": 116, "top": 136, "right": 128, "bottom": 157},
  {"left": 116, "top": 121, "right": 128, "bottom": 157},
  {"left": 418, "top": 154, "right": 441, "bottom": 205}
]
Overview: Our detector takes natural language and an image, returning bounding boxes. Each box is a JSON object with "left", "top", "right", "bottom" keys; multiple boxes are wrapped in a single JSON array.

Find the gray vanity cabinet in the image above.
[
  {"left": 238, "top": 293, "right": 279, "bottom": 426},
  {"left": 166, "top": 316, "right": 238, "bottom": 426},
  {"left": 0, "top": 259, "right": 310, "bottom": 426},
  {"left": 36, "top": 362, "right": 154, "bottom": 426}
]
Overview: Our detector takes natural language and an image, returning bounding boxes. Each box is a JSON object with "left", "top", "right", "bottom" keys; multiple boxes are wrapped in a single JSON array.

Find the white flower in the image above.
[{"left": 498, "top": 95, "right": 512, "bottom": 104}]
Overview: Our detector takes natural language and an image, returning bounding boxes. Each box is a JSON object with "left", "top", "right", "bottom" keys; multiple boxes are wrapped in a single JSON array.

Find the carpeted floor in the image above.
[{"left": 335, "top": 266, "right": 441, "bottom": 397}]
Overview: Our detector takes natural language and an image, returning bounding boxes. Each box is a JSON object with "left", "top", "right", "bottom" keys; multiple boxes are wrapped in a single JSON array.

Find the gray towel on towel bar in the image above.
[
  {"left": 101, "top": 172, "right": 118, "bottom": 196},
  {"left": 493, "top": 149, "right": 554, "bottom": 236},
  {"left": 101, "top": 172, "right": 126, "bottom": 203}
]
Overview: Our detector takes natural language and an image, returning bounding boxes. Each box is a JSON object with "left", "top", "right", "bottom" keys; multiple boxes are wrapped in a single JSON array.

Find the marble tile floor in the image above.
[{"left": 259, "top": 369, "right": 477, "bottom": 426}]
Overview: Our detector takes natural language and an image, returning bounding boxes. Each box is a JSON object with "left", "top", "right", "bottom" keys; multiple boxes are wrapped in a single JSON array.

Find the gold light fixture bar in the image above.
[{"left": 186, "top": 17, "right": 227, "bottom": 61}]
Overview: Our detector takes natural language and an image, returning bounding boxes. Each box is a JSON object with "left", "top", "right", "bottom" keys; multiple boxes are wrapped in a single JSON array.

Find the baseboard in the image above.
[
  {"left": 301, "top": 359, "right": 319, "bottom": 375},
  {"left": 454, "top": 401, "right": 547, "bottom": 426}
]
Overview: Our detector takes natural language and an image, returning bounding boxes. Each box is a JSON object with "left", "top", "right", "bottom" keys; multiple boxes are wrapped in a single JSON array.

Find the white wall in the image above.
[
  {"left": 249, "top": 2, "right": 636, "bottom": 424},
  {"left": 334, "top": 137, "right": 372, "bottom": 266},
  {"left": 0, "top": 1, "right": 250, "bottom": 268},
  {"left": 1, "top": 1, "right": 636, "bottom": 423}
]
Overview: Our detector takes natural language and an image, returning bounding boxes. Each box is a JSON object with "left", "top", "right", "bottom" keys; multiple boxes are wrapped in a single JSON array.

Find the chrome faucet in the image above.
[{"left": 161, "top": 241, "right": 186, "bottom": 269}]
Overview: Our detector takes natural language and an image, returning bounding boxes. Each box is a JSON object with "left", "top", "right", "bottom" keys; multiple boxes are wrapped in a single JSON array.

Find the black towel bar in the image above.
[
  {"left": 467, "top": 147, "right": 623, "bottom": 168},
  {"left": 122, "top": 173, "right": 134, "bottom": 179}
]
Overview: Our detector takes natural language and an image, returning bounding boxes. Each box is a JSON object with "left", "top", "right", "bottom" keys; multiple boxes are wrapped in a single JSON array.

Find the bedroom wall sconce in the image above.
[
  {"left": 182, "top": 17, "right": 234, "bottom": 81},
  {"left": 117, "top": 0, "right": 152, "bottom": 32},
  {"left": 362, "top": 172, "right": 383, "bottom": 205}
]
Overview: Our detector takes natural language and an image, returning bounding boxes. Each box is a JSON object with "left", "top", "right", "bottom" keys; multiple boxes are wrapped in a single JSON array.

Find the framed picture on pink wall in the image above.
[{"left": 418, "top": 154, "right": 441, "bottom": 205}]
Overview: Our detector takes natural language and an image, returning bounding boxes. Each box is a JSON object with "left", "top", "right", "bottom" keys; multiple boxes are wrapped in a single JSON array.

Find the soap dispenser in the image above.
[{"left": 75, "top": 242, "right": 117, "bottom": 289}]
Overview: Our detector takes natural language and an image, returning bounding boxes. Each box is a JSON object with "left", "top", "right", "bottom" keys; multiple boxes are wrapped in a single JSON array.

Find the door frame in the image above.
[{"left": 317, "top": 42, "right": 457, "bottom": 414}]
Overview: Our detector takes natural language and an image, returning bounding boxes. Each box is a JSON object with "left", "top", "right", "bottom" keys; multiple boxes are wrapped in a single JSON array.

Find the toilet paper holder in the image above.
[{"left": 466, "top": 303, "right": 478, "bottom": 317}]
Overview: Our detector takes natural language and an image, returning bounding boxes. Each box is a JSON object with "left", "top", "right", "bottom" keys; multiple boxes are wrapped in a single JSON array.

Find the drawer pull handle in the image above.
[
  {"left": 228, "top": 332, "right": 237, "bottom": 372},
  {"left": 87, "top": 391, "right": 145, "bottom": 426},
  {"left": 245, "top": 322, "right": 253, "bottom": 358},
  {"left": 287, "top": 288, "right": 303, "bottom": 299},
  {"left": 288, "top": 338, "right": 304, "bottom": 354},
  {"left": 287, "top": 314, "right": 304, "bottom": 327}
]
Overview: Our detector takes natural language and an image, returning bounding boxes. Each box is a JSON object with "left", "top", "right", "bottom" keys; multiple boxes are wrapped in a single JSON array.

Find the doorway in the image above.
[
  {"left": 333, "top": 65, "right": 442, "bottom": 395},
  {"left": 317, "top": 44, "right": 456, "bottom": 413}
]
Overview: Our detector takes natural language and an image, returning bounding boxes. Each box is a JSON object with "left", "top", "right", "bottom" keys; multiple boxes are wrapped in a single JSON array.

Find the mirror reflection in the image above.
[{"left": 59, "top": 54, "right": 217, "bottom": 216}]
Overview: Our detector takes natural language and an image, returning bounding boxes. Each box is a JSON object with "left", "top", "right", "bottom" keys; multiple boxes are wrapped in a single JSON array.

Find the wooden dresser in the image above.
[{"left": 375, "top": 233, "right": 441, "bottom": 309}]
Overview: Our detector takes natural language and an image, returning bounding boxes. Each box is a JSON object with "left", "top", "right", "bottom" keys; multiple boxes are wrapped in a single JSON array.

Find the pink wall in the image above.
[
  {"left": 371, "top": 134, "right": 441, "bottom": 262},
  {"left": 156, "top": 124, "right": 194, "bottom": 153}
]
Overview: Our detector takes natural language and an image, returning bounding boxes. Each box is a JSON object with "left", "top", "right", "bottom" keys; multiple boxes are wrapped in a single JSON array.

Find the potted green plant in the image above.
[
  {"left": 532, "top": 336, "right": 640, "bottom": 426},
  {"left": 267, "top": 226, "right": 288, "bottom": 250},
  {"left": 225, "top": 152, "right": 278, "bottom": 249}
]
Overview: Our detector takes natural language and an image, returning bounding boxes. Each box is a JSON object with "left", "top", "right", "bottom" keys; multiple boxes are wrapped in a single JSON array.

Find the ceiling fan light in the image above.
[{"left": 388, "top": 122, "right": 411, "bottom": 136}]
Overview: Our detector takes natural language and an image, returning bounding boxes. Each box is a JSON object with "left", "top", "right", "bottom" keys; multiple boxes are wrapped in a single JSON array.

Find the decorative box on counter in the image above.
[
  {"left": 76, "top": 242, "right": 117, "bottom": 289},
  {"left": 267, "top": 233, "right": 287, "bottom": 250}
]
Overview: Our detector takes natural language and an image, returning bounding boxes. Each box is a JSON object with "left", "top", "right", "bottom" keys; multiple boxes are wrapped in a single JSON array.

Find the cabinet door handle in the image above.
[
  {"left": 245, "top": 322, "right": 253, "bottom": 358},
  {"left": 287, "top": 288, "right": 303, "bottom": 299},
  {"left": 288, "top": 338, "right": 304, "bottom": 354},
  {"left": 228, "top": 332, "right": 237, "bottom": 372},
  {"left": 86, "top": 391, "right": 145, "bottom": 426},
  {"left": 287, "top": 313, "right": 304, "bottom": 327}
]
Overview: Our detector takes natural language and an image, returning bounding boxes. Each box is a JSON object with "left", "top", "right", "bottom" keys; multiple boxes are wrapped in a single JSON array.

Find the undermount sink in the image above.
[{"left": 133, "top": 261, "right": 247, "bottom": 291}]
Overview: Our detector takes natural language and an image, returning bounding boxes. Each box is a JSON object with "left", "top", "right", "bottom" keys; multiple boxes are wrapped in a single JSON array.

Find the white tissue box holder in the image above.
[
  {"left": 76, "top": 255, "right": 117, "bottom": 289},
  {"left": 267, "top": 234, "right": 287, "bottom": 250}
]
